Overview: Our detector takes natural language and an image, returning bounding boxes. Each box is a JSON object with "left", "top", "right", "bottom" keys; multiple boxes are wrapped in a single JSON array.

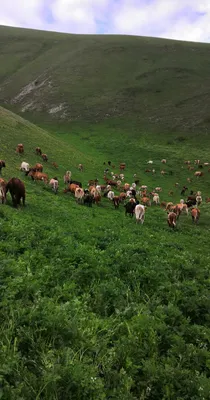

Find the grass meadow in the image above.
[{"left": 0, "top": 105, "right": 210, "bottom": 399}]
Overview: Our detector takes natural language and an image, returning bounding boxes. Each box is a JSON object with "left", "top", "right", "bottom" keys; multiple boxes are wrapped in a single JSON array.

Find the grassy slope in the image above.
[
  {"left": 0, "top": 106, "right": 210, "bottom": 399},
  {"left": 1, "top": 25, "right": 210, "bottom": 133}
]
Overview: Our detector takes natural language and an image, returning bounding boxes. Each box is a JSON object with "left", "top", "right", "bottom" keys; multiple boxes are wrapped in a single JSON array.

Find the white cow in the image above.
[
  {"left": 49, "top": 178, "right": 59, "bottom": 194},
  {"left": 20, "top": 161, "right": 30, "bottom": 172},
  {"left": 135, "top": 204, "right": 145, "bottom": 224},
  {"left": 63, "top": 171, "right": 72, "bottom": 184},
  {"left": 75, "top": 187, "right": 84, "bottom": 203},
  {"left": 107, "top": 190, "right": 114, "bottom": 200},
  {"left": 147, "top": 160, "right": 153, "bottom": 164},
  {"left": 153, "top": 194, "right": 160, "bottom": 204}
]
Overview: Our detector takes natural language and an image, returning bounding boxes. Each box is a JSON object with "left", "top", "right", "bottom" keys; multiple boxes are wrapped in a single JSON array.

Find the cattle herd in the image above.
[{"left": 0, "top": 145, "right": 209, "bottom": 228}]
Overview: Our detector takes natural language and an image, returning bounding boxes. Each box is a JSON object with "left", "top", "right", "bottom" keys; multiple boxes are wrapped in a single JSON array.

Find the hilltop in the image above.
[{"left": 1, "top": 25, "right": 210, "bottom": 133}]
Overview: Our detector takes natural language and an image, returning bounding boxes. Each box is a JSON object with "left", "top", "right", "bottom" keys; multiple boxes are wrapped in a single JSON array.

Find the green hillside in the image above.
[
  {"left": 1, "top": 24, "right": 210, "bottom": 399},
  {"left": 1, "top": 25, "right": 210, "bottom": 133},
  {"left": 0, "top": 105, "right": 210, "bottom": 399}
]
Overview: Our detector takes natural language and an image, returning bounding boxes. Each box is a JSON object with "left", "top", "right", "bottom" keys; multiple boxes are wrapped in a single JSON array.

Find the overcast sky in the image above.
[{"left": 1, "top": 0, "right": 210, "bottom": 42}]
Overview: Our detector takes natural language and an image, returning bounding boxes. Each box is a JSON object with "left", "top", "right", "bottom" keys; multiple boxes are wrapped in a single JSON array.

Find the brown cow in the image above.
[
  {"left": 120, "top": 163, "right": 126, "bottom": 171},
  {"left": 16, "top": 144, "right": 24, "bottom": 154},
  {"left": 6, "top": 178, "right": 25, "bottom": 207},
  {"left": 52, "top": 162, "right": 58, "bottom": 169},
  {"left": 113, "top": 196, "right": 120, "bottom": 208},
  {"left": 0, "top": 178, "right": 7, "bottom": 204},
  {"left": 41, "top": 154, "right": 48, "bottom": 162},
  {"left": 33, "top": 163, "right": 43, "bottom": 172},
  {"left": 93, "top": 194, "right": 101, "bottom": 205},
  {"left": 0, "top": 160, "right": 6, "bottom": 175},
  {"left": 167, "top": 212, "right": 177, "bottom": 228},
  {"left": 191, "top": 207, "right": 200, "bottom": 223},
  {"left": 28, "top": 170, "right": 48, "bottom": 184},
  {"left": 64, "top": 183, "right": 79, "bottom": 193},
  {"left": 35, "top": 147, "right": 42, "bottom": 155},
  {"left": 141, "top": 197, "right": 151, "bottom": 206},
  {"left": 194, "top": 171, "right": 203, "bottom": 177}
]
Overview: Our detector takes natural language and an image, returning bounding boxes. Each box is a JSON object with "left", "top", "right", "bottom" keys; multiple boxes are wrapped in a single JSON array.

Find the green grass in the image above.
[
  {"left": 1, "top": 24, "right": 210, "bottom": 399},
  {"left": 1, "top": 24, "right": 210, "bottom": 133},
  {"left": 0, "top": 105, "right": 210, "bottom": 399}
]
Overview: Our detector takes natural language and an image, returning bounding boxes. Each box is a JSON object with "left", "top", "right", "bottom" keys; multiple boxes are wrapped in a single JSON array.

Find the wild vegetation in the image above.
[{"left": 0, "top": 25, "right": 210, "bottom": 399}]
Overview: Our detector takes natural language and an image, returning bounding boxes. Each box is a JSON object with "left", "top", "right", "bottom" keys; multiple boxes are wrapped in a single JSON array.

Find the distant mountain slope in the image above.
[{"left": 1, "top": 25, "right": 210, "bottom": 132}]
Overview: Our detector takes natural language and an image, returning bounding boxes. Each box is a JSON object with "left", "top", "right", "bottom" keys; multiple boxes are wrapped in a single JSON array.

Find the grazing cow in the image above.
[
  {"left": 52, "top": 162, "right": 58, "bottom": 169},
  {"left": 141, "top": 197, "right": 151, "bottom": 206},
  {"left": 26, "top": 164, "right": 43, "bottom": 175},
  {"left": 145, "top": 169, "right": 151, "bottom": 173},
  {"left": 93, "top": 194, "right": 101, "bottom": 205},
  {"left": 69, "top": 179, "right": 82, "bottom": 188},
  {"left": 16, "top": 144, "right": 24, "bottom": 154},
  {"left": 147, "top": 160, "right": 153, "bottom": 164},
  {"left": 89, "top": 179, "right": 99, "bottom": 186},
  {"left": 181, "top": 186, "right": 188, "bottom": 195},
  {"left": 186, "top": 199, "right": 196, "bottom": 208},
  {"left": 124, "top": 201, "right": 136, "bottom": 217},
  {"left": 0, "top": 160, "right": 6, "bottom": 175},
  {"left": 184, "top": 160, "right": 191, "bottom": 165},
  {"left": 120, "top": 163, "right": 126, "bottom": 171},
  {"left": 176, "top": 202, "right": 188, "bottom": 216},
  {"left": 123, "top": 183, "right": 130, "bottom": 192},
  {"left": 33, "top": 163, "right": 43, "bottom": 172},
  {"left": 107, "top": 191, "right": 115, "bottom": 200},
  {"left": 20, "top": 161, "right": 30, "bottom": 172},
  {"left": 75, "top": 187, "right": 84, "bottom": 203},
  {"left": 78, "top": 163, "right": 84, "bottom": 172},
  {"left": 205, "top": 197, "right": 210, "bottom": 203},
  {"left": 0, "top": 178, "right": 7, "bottom": 204},
  {"left": 167, "top": 212, "right": 177, "bottom": 228},
  {"left": 6, "top": 178, "right": 25, "bottom": 207},
  {"left": 84, "top": 193, "right": 94, "bottom": 207},
  {"left": 113, "top": 196, "right": 120, "bottom": 209},
  {"left": 154, "top": 187, "right": 162, "bottom": 192},
  {"left": 153, "top": 194, "right": 160, "bottom": 205},
  {"left": 35, "top": 147, "right": 42, "bottom": 155},
  {"left": 196, "top": 195, "right": 202, "bottom": 206},
  {"left": 161, "top": 159, "right": 167, "bottom": 164},
  {"left": 191, "top": 207, "right": 200, "bottom": 223},
  {"left": 63, "top": 171, "right": 72, "bottom": 185},
  {"left": 194, "top": 171, "right": 203, "bottom": 177},
  {"left": 168, "top": 190, "right": 174, "bottom": 196},
  {"left": 41, "top": 154, "right": 48, "bottom": 162},
  {"left": 119, "top": 192, "right": 127, "bottom": 202},
  {"left": 66, "top": 183, "right": 79, "bottom": 193},
  {"left": 165, "top": 202, "right": 174, "bottom": 211},
  {"left": 28, "top": 170, "right": 48, "bottom": 184},
  {"left": 49, "top": 178, "right": 59, "bottom": 194},
  {"left": 194, "top": 160, "right": 200, "bottom": 165},
  {"left": 161, "top": 170, "right": 166, "bottom": 175},
  {"left": 134, "top": 204, "right": 145, "bottom": 224},
  {"left": 203, "top": 162, "right": 209, "bottom": 166}
]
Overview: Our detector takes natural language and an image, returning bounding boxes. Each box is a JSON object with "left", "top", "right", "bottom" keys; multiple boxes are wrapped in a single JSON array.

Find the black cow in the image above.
[
  {"left": 84, "top": 193, "right": 94, "bottom": 207},
  {"left": 124, "top": 201, "right": 136, "bottom": 217}
]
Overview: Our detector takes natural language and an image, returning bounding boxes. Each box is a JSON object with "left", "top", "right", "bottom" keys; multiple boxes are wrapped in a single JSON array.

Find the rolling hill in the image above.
[
  {"left": 1, "top": 25, "right": 210, "bottom": 399},
  {"left": 1, "top": 25, "right": 210, "bottom": 133}
]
